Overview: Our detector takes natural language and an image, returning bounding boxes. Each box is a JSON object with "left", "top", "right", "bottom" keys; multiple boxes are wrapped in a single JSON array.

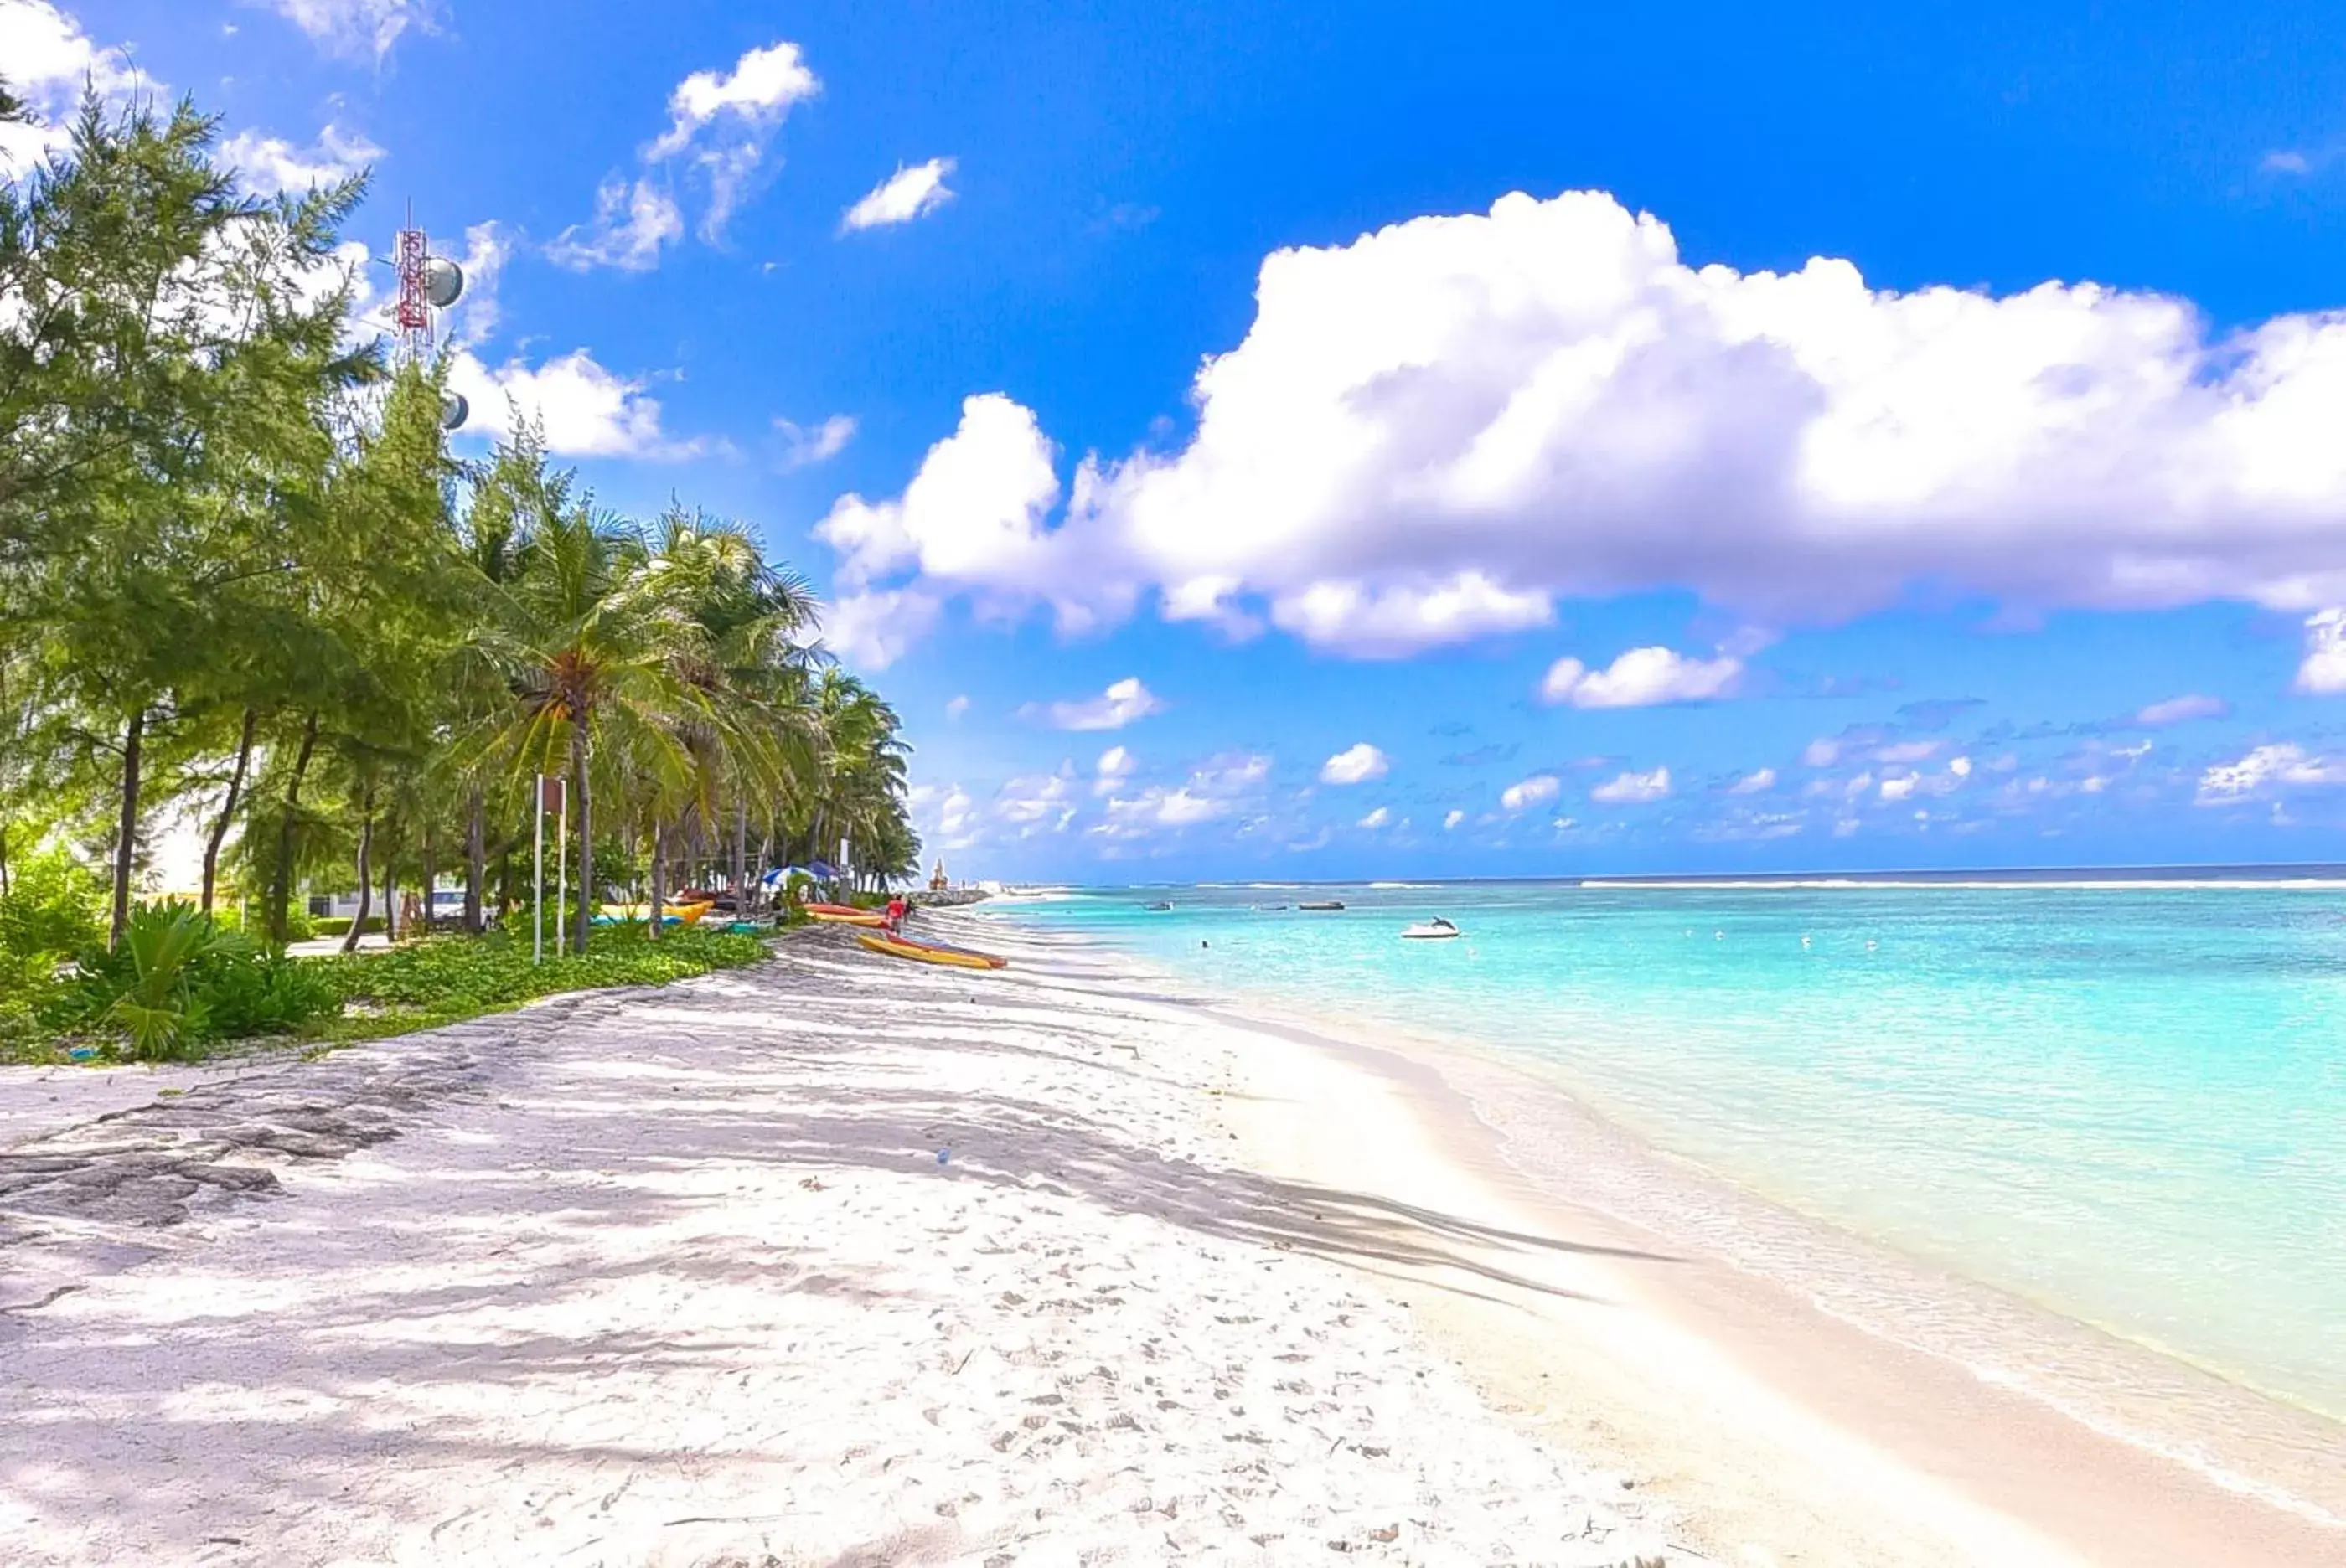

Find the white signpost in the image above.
[{"left": 555, "top": 780, "right": 568, "bottom": 955}]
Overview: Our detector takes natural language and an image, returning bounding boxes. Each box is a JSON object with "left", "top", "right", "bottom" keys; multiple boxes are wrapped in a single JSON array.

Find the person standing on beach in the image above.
[{"left": 884, "top": 892, "right": 908, "bottom": 933}]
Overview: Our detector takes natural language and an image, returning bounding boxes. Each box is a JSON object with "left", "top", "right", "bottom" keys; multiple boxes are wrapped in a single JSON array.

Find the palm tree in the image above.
[
  {"left": 471, "top": 500, "right": 715, "bottom": 954},
  {"left": 642, "top": 506, "right": 824, "bottom": 918},
  {"left": 805, "top": 668, "right": 913, "bottom": 891}
]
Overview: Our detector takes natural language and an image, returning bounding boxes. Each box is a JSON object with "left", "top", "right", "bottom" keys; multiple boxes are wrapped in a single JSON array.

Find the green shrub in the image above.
[
  {"left": 312, "top": 915, "right": 384, "bottom": 937},
  {"left": 198, "top": 949, "right": 338, "bottom": 1039},
  {"left": 0, "top": 849, "right": 105, "bottom": 960},
  {"left": 0, "top": 947, "right": 60, "bottom": 1053},
  {"left": 64, "top": 902, "right": 341, "bottom": 1061},
  {"left": 70, "top": 902, "right": 232, "bottom": 1060}
]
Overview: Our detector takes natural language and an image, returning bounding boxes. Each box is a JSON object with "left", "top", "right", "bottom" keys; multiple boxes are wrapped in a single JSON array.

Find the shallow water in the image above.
[{"left": 995, "top": 878, "right": 2346, "bottom": 1436}]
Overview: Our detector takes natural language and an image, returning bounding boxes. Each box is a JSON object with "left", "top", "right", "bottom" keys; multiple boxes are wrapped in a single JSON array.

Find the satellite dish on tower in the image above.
[
  {"left": 440, "top": 392, "right": 469, "bottom": 431},
  {"left": 392, "top": 206, "right": 467, "bottom": 364},
  {"left": 423, "top": 256, "right": 464, "bottom": 310}
]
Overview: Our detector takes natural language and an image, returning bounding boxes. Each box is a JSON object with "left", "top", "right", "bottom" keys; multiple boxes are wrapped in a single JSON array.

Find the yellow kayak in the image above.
[
  {"left": 809, "top": 908, "right": 887, "bottom": 927},
  {"left": 856, "top": 931, "right": 1008, "bottom": 970},
  {"left": 597, "top": 900, "right": 715, "bottom": 926}
]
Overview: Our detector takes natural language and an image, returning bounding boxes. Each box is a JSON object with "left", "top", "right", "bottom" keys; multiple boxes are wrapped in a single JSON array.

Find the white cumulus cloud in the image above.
[
  {"left": 265, "top": 0, "right": 437, "bottom": 59},
  {"left": 2295, "top": 610, "right": 2346, "bottom": 695},
  {"left": 1356, "top": 806, "right": 1392, "bottom": 829},
  {"left": 553, "top": 39, "right": 818, "bottom": 268},
  {"left": 1026, "top": 677, "right": 1164, "bottom": 732},
  {"left": 1319, "top": 742, "right": 1390, "bottom": 785},
  {"left": 217, "top": 123, "right": 381, "bottom": 196},
  {"left": 1540, "top": 646, "right": 1742, "bottom": 708},
  {"left": 842, "top": 157, "right": 956, "bottom": 232},
  {"left": 547, "top": 177, "right": 684, "bottom": 273},
  {"left": 995, "top": 766, "right": 1077, "bottom": 833},
  {"left": 0, "top": 0, "right": 146, "bottom": 166},
  {"left": 1092, "top": 752, "right": 1268, "bottom": 840},
  {"left": 776, "top": 414, "right": 856, "bottom": 470},
  {"left": 820, "top": 394, "right": 1063, "bottom": 585},
  {"left": 1728, "top": 766, "right": 1776, "bottom": 794},
  {"left": 2197, "top": 743, "right": 2346, "bottom": 803},
  {"left": 650, "top": 41, "right": 819, "bottom": 158},
  {"left": 1592, "top": 765, "right": 1672, "bottom": 804},
  {"left": 1094, "top": 745, "right": 1136, "bottom": 794},
  {"left": 448, "top": 347, "right": 699, "bottom": 460},
  {"left": 814, "top": 185, "right": 2346, "bottom": 664},
  {"left": 1443, "top": 808, "right": 1465, "bottom": 830},
  {"left": 818, "top": 587, "right": 940, "bottom": 673},
  {"left": 1500, "top": 774, "right": 1560, "bottom": 812}
]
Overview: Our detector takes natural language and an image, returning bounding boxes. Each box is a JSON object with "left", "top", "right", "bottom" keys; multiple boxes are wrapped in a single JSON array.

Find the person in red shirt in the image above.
[{"left": 884, "top": 893, "right": 908, "bottom": 933}]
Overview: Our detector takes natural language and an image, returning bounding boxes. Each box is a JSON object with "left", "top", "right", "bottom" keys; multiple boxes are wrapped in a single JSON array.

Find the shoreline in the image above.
[{"left": 960, "top": 905, "right": 2346, "bottom": 1565}]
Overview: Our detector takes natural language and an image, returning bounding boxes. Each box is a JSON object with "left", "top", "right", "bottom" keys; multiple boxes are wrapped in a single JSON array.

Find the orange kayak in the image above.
[{"left": 855, "top": 931, "right": 1008, "bottom": 970}]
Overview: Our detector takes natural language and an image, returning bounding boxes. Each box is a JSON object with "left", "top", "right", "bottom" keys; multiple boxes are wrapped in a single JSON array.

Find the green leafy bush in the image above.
[
  {"left": 0, "top": 850, "right": 105, "bottom": 961},
  {"left": 65, "top": 902, "right": 340, "bottom": 1061},
  {"left": 0, "top": 853, "right": 108, "bottom": 1056},
  {"left": 199, "top": 949, "right": 339, "bottom": 1039},
  {"left": 0, "top": 947, "right": 60, "bottom": 1050},
  {"left": 70, "top": 903, "right": 232, "bottom": 1060},
  {"left": 313, "top": 915, "right": 384, "bottom": 937}
]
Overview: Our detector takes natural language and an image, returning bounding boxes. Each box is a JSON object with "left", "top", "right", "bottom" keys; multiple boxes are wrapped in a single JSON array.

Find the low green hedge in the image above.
[
  {"left": 320, "top": 924, "right": 770, "bottom": 1041},
  {"left": 313, "top": 915, "right": 385, "bottom": 937}
]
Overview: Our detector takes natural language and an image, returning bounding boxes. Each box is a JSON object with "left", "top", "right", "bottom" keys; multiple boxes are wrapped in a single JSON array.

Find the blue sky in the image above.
[{"left": 13, "top": 0, "right": 2346, "bottom": 879}]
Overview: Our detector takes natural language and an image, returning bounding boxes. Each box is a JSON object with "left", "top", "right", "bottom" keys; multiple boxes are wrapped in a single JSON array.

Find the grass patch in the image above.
[
  {"left": 2, "top": 923, "right": 773, "bottom": 1064},
  {"left": 314, "top": 923, "right": 773, "bottom": 1042}
]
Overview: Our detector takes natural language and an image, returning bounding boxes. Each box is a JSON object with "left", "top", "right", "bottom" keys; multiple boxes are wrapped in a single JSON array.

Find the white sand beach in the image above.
[{"left": 2, "top": 917, "right": 2339, "bottom": 1566}]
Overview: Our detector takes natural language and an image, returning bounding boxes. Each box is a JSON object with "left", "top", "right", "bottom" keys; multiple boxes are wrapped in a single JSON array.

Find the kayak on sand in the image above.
[
  {"left": 855, "top": 931, "right": 1009, "bottom": 970},
  {"left": 802, "top": 901, "right": 891, "bottom": 926}
]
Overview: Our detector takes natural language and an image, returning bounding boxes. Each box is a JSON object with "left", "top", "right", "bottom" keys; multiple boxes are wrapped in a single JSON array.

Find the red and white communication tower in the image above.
[{"left": 391, "top": 204, "right": 469, "bottom": 429}]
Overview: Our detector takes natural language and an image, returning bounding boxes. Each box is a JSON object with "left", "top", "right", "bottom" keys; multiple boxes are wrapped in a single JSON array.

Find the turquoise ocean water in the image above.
[{"left": 990, "top": 875, "right": 2346, "bottom": 1460}]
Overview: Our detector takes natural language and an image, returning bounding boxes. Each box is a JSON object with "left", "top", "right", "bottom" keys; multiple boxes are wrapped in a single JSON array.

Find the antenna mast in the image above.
[{"left": 390, "top": 200, "right": 469, "bottom": 428}]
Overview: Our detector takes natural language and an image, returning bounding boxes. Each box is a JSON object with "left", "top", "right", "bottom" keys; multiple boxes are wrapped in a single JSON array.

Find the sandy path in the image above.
[{"left": 0, "top": 936, "right": 1681, "bottom": 1566}]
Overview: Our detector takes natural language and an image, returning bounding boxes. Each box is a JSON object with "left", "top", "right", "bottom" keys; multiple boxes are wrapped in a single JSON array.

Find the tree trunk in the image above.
[
  {"left": 341, "top": 787, "right": 375, "bottom": 955},
  {"left": 268, "top": 711, "right": 320, "bottom": 944},
  {"left": 464, "top": 784, "right": 485, "bottom": 935},
  {"left": 200, "top": 707, "right": 258, "bottom": 916},
  {"left": 648, "top": 818, "right": 665, "bottom": 942},
  {"left": 382, "top": 843, "right": 397, "bottom": 944},
  {"left": 109, "top": 704, "right": 146, "bottom": 952},
  {"left": 731, "top": 798, "right": 747, "bottom": 921},
  {"left": 421, "top": 819, "right": 436, "bottom": 936},
  {"left": 0, "top": 821, "right": 11, "bottom": 900},
  {"left": 570, "top": 719, "right": 593, "bottom": 956}
]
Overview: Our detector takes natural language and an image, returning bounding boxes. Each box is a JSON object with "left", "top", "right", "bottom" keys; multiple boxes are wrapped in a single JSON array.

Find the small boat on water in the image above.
[
  {"left": 1402, "top": 916, "right": 1461, "bottom": 941},
  {"left": 1145, "top": 900, "right": 1173, "bottom": 911},
  {"left": 1300, "top": 900, "right": 1346, "bottom": 911},
  {"left": 857, "top": 931, "right": 1009, "bottom": 970}
]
